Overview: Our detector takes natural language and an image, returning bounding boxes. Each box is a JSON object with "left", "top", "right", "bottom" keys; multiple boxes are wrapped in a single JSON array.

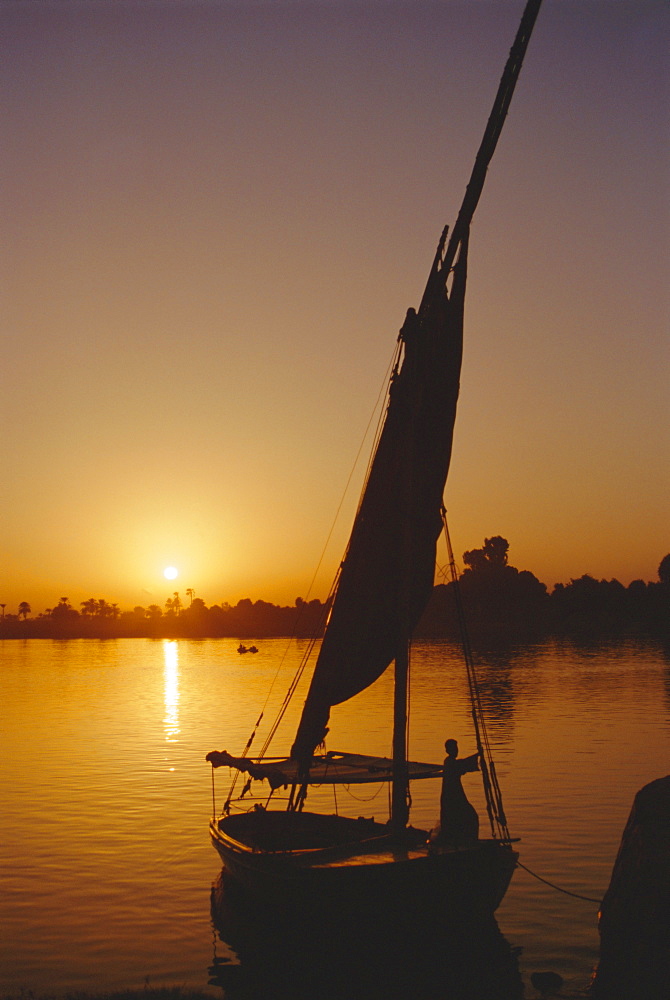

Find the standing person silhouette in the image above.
[{"left": 439, "top": 738, "right": 480, "bottom": 847}]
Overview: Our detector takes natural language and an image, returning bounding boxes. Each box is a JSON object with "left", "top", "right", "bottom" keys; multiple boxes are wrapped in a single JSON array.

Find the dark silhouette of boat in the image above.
[
  {"left": 209, "top": 869, "right": 524, "bottom": 1000},
  {"left": 207, "top": 0, "right": 543, "bottom": 920}
]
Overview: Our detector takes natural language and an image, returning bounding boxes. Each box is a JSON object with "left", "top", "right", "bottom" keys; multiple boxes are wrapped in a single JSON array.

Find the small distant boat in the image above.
[
  {"left": 207, "top": 0, "right": 542, "bottom": 919},
  {"left": 237, "top": 644, "right": 259, "bottom": 654}
]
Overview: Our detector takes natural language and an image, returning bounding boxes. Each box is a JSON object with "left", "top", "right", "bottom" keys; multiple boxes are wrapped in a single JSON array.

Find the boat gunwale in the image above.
[
  {"left": 210, "top": 813, "right": 518, "bottom": 867},
  {"left": 210, "top": 813, "right": 408, "bottom": 862}
]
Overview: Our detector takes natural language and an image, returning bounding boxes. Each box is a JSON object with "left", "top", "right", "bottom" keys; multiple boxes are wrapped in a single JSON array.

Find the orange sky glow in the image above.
[{"left": 2, "top": 0, "right": 668, "bottom": 615}]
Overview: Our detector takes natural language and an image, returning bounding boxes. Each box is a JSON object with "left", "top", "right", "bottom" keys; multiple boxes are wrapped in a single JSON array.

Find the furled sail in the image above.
[
  {"left": 291, "top": 232, "right": 469, "bottom": 761},
  {"left": 206, "top": 750, "right": 443, "bottom": 788}
]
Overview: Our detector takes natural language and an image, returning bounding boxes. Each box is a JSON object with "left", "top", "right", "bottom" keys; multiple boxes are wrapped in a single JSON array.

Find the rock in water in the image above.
[
  {"left": 593, "top": 774, "right": 670, "bottom": 1000},
  {"left": 530, "top": 970, "right": 563, "bottom": 994}
]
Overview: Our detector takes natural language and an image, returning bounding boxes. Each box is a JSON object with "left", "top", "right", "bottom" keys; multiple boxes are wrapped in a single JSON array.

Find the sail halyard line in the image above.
[
  {"left": 342, "top": 336, "right": 404, "bottom": 550},
  {"left": 318, "top": 339, "right": 402, "bottom": 584}
]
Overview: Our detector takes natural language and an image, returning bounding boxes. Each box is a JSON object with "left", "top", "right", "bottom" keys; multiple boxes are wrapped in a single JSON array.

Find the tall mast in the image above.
[
  {"left": 391, "top": 643, "right": 410, "bottom": 831},
  {"left": 389, "top": 0, "right": 543, "bottom": 829}
]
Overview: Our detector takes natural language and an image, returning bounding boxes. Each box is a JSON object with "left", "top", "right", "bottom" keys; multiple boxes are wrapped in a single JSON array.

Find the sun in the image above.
[{"left": 163, "top": 566, "right": 178, "bottom": 580}]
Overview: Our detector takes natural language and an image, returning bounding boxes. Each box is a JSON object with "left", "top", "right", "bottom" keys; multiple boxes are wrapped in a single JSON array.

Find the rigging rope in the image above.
[
  {"left": 341, "top": 782, "right": 386, "bottom": 803},
  {"left": 440, "top": 518, "right": 604, "bottom": 906},
  {"left": 441, "top": 508, "right": 512, "bottom": 844},
  {"left": 255, "top": 341, "right": 402, "bottom": 766},
  {"left": 219, "top": 343, "right": 401, "bottom": 813}
]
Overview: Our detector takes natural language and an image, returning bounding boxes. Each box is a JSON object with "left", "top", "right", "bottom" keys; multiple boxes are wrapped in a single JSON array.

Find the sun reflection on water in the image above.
[{"left": 163, "top": 640, "right": 180, "bottom": 746}]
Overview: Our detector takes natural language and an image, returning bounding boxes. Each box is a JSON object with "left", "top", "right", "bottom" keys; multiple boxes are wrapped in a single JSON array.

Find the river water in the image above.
[{"left": 1, "top": 637, "right": 668, "bottom": 998}]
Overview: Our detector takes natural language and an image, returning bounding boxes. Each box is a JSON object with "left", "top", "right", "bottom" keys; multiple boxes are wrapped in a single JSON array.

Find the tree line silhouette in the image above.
[
  {"left": 1, "top": 539, "right": 668, "bottom": 640},
  {"left": 417, "top": 539, "right": 669, "bottom": 639}
]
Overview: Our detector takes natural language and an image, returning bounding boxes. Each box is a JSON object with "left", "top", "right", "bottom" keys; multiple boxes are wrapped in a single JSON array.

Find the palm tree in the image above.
[
  {"left": 52, "top": 598, "right": 74, "bottom": 619},
  {"left": 172, "top": 592, "right": 181, "bottom": 615},
  {"left": 81, "top": 598, "right": 99, "bottom": 617},
  {"left": 18, "top": 602, "right": 31, "bottom": 620},
  {"left": 186, "top": 588, "right": 195, "bottom": 606}
]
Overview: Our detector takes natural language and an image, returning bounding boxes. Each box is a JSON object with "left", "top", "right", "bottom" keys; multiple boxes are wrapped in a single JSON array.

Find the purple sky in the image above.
[{"left": 2, "top": 0, "right": 668, "bottom": 612}]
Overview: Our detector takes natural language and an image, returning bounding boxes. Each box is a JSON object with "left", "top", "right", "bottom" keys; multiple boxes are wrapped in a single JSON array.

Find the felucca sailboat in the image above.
[{"left": 207, "top": 0, "right": 543, "bottom": 917}]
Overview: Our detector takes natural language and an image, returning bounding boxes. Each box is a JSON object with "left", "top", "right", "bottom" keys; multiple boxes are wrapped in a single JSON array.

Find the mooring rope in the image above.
[{"left": 517, "top": 860, "right": 603, "bottom": 904}]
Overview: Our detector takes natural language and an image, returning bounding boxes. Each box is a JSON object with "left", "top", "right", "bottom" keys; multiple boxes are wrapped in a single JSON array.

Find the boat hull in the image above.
[{"left": 210, "top": 810, "right": 517, "bottom": 918}]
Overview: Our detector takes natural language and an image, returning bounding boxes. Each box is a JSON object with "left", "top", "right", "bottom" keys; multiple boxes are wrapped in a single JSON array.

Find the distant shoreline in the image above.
[
  {"left": 0, "top": 602, "right": 666, "bottom": 643},
  {"left": 3, "top": 551, "right": 668, "bottom": 643}
]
